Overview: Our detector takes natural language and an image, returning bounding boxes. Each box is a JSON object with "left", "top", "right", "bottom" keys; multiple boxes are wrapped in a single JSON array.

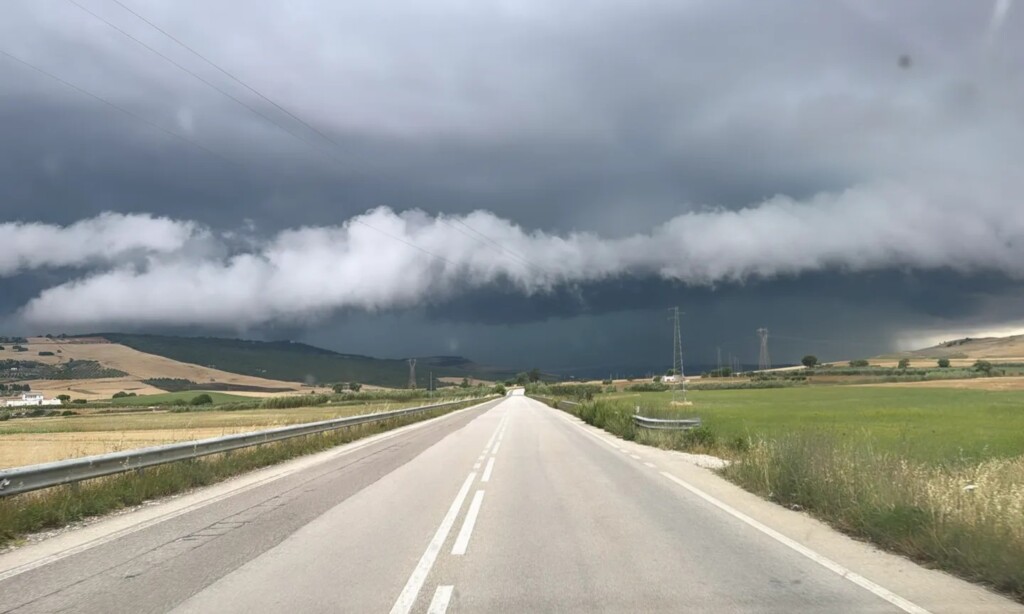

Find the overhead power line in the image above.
[
  {"left": 108, "top": 0, "right": 345, "bottom": 150},
  {"left": 65, "top": 0, "right": 333, "bottom": 163},
  {"left": 0, "top": 47, "right": 232, "bottom": 166}
]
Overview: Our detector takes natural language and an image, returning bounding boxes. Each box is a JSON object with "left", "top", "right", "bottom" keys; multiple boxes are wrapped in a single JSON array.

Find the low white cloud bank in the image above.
[
  {"left": 0, "top": 213, "right": 201, "bottom": 276},
  {"left": 14, "top": 176, "right": 1024, "bottom": 329}
]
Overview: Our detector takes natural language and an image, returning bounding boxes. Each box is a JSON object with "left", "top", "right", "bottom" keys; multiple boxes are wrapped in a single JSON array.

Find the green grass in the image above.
[
  {"left": 108, "top": 391, "right": 252, "bottom": 406},
  {"left": 539, "top": 385, "right": 1024, "bottom": 601},
  {"left": 602, "top": 386, "right": 1024, "bottom": 464}
]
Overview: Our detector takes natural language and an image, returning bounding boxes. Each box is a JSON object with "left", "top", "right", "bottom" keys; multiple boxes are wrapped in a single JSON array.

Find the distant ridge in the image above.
[{"left": 94, "top": 333, "right": 516, "bottom": 388}]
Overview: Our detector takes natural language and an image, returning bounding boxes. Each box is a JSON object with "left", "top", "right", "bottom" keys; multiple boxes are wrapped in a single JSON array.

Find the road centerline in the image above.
[
  {"left": 481, "top": 457, "right": 495, "bottom": 482},
  {"left": 389, "top": 472, "right": 477, "bottom": 614},
  {"left": 451, "top": 490, "right": 486, "bottom": 556},
  {"left": 426, "top": 585, "right": 454, "bottom": 614}
]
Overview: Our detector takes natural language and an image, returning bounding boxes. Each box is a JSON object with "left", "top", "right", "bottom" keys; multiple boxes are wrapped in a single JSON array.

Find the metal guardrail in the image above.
[
  {"left": 632, "top": 415, "right": 702, "bottom": 430},
  {"left": 0, "top": 397, "right": 494, "bottom": 497},
  {"left": 531, "top": 395, "right": 700, "bottom": 431}
]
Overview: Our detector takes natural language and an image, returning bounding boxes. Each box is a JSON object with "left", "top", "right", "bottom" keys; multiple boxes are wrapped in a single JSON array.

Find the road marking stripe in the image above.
[
  {"left": 473, "top": 462, "right": 480, "bottom": 469},
  {"left": 451, "top": 490, "right": 486, "bottom": 555},
  {"left": 0, "top": 401, "right": 496, "bottom": 583},
  {"left": 491, "top": 440, "right": 502, "bottom": 454},
  {"left": 481, "top": 457, "right": 495, "bottom": 482},
  {"left": 427, "top": 585, "right": 454, "bottom": 614},
  {"left": 630, "top": 454, "right": 642, "bottom": 460},
  {"left": 644, "top": 462, "right": 656, "bottom": 468},
  {"left": 658, "top": 472, "right": 931, "bottom": 614},
  {"left": 389, "top": 472, "right": 477, "bottom": 614}
]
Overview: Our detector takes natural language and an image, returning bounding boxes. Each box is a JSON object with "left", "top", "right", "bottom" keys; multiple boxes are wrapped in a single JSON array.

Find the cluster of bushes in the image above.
[
  {"left": 331, "top": 382, "right": 364, "bottom": 393},
  {"left": 111, "top": 391, "right": 138, "bottom": 399},
  {"left": 0, "top": 383, "right": 32, "bottom": 392},
  {"left": 624, "top": 382, "right": 670, "bottom": 392}
]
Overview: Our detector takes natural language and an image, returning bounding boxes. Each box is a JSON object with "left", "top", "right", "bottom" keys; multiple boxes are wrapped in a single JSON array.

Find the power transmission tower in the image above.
[
  {"left": 669, "top": 307, "right": 687, "bottom": 403},
  {"left": 757, "top": 328, "right": 771, "bottom": 371},
  {"left": 716, "top": 346, "right": 722, "bottom": 373},
  {"left": 407, "top": 358, "right": 417, "bottom": 389}
]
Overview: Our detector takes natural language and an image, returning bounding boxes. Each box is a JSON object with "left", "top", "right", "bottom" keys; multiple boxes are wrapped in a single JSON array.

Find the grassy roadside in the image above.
[
  {"left": 535, "top": 392, "right": 1024, "bottom": 602},
  {"left": 0, "top": 398, "right": 487, "bottom": 549}
]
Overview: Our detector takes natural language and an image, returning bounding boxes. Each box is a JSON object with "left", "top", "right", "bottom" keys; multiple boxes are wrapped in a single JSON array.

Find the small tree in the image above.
[
  {"left": 897, "top": 358, "right": 910, "bottom": 369},
  {"left": 665, "top": 368, "right": 677, "bottom": 377},
  {"left": 801, "top": 355, "right": 818, "bottom": 368},
  {"left": 528, "top": 368, "right": 541, "bottom": 383},
  {"left": 349, "top": 382, "right": 362, "bottom": 392},
  {"left": 515, "top": 372, "right": 529, "bottom": 385},
  {"left": 332, "top": 383, "right": 348, "bottom": 394},
  {"left": 190, "top": 393, "right": 214, "bottom": 405},
  {"left": 937, "top": 358, "right": 950, "bottom": 368},
  {"left": 973, "top": 360, "right": 993, "bottom": 375},
  {"left": 849, "top": 359, "right": 869, "bottom": 367},
  {"left": 492, "top": 383, "right": 507, "bottom": 396},
  {"left": 112, "top": 391, "right": 129, "bottom": 399},
  {"left": 459, "top": 377, "right": 470, "bottom": 388},
  {"left": 653, "top": 375, "right": 663, "bottom": 383},
  {"left": 57, "top": 394, "right": 71, "bottom": 402}
]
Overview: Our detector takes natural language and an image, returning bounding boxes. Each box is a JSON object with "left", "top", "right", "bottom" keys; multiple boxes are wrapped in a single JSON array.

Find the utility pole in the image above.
[
  {"left": 429, "top": 370, "right": 433, "bottom": 398},
  {"left": 757, "top": 328, "right": 771, "bottom": 371},
  {"left": 716, "top": 346, "right": 722, "bottom": 374},
  {"left": 668, "top": 307, "right": 687, "bottom": 404},
  {"left": 408, "top": 358, "right": 417, "bottom": 389}
]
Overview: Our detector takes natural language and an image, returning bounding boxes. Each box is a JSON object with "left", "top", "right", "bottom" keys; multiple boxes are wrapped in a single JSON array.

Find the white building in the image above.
[{"left": 4, "top": 392, "right": 62, "bottom": 408}]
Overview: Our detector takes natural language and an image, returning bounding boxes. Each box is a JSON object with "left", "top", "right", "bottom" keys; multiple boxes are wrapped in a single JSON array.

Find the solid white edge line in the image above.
[
  {"left": 481, "top": 457, "right": 495, "bottom": 482},
  {"left": 426, "top": 585, "right": 454, "bottom": 614},
  {"left": 658, "top": 472, "right": 931, "bottom": 614},
  {"left": 389, "top": 472, "right": 477, "bottom": 614},
  {"left": 0, "top": 401, "right": 494, "bottom": 583},
  {"left": 543, "top": 399, "right": 931, "bottom": 614},
  {"left": 451, "top": 490, "right": 486, "bottom": 555}
]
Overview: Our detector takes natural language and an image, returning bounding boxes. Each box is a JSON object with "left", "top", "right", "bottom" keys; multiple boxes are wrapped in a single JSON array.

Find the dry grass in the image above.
[
  {"left": 726, "top": 436, "right": 1024, "bottom": 600},
  {"left": 0, "top": 402, "right": 418, "bottom": 468},
  {"left": 863, "top": 376, "right": 1024, "bottom": 390}
]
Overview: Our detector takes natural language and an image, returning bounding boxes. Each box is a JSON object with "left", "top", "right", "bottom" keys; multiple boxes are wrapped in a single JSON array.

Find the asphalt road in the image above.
[{"left": 0, "top": 393, "right": 1020, "bottom": 613}]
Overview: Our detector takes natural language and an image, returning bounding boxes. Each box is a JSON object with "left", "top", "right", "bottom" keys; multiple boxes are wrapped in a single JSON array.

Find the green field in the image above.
[
  {"left": 107, "top": 390, "right": 253, "bottom": 406},
  {"left": 604, "top": 386, "right": 1024, "bottom": 464},
  {"left": 541, "top": 384, "right": 1024, "bottom": 599}
]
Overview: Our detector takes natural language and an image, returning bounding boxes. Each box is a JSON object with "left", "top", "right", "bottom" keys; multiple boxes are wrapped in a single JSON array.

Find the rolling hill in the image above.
[{"left": 97, "top": 333, "right": 517, "bottom": 389}]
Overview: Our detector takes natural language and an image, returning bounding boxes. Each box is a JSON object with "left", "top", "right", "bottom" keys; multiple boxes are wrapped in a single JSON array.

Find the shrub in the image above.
[
  {"left": 349, "top": 382, "right": 362, "bottom": 392},
  {"left": 38, "top": 351, "right": 55, "bottom": 357},
  {"left": 492, "top": 384, "right": 507, "bottom": 396},
  {"left": 849, "top": 359, "right": 870, "bottom": 367},
  {"left": 190, "top": 393, "right": 214, "bottom": 405},
  {"left": 72, "top": 398, "right": 88, "bottom": 404},
  {"left": 801, "top": 355, "right": 818, "bottom": 368},
  {"left": 898, "top": 358, "right": 911, "bottom": 369},
  {"left": 57, "top": 394, "right": 71, "bottom": 402},
  {"left": 112, "top": 391, "right": 129, "bottom": 399},
  {"left": 938, "top": 358, "right": 951, "bottom": 368},
  {"left": 332, "top": 383, "right": 347, "bottom": 394},
  {"left": 601, "top": 379, "right": 613, "bottom": 385},
  {"left": 974, "top": 360, "right": 993, "bottom": 375},
  {"left": 60, "top": 410, "right": 77, "bottom": 416},
  {"left": 626, "top": 382, "right": 669, "bottom": 392}
]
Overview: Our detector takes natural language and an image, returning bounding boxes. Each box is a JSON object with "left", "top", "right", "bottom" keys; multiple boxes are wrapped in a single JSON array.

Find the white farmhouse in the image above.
[{"left": 4, "top": 392, "right": 62, "bottom": 407}]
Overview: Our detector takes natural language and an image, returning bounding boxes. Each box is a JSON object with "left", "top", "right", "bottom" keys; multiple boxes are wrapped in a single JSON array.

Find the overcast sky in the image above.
[{"left": 1, "top": 0, "right": 1022, "bottom": 372}]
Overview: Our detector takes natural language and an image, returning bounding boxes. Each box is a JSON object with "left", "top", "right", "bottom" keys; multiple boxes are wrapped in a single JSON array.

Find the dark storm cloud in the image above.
[{"left": 1, "top": 0, "right": 1023, "bottom": 364}]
